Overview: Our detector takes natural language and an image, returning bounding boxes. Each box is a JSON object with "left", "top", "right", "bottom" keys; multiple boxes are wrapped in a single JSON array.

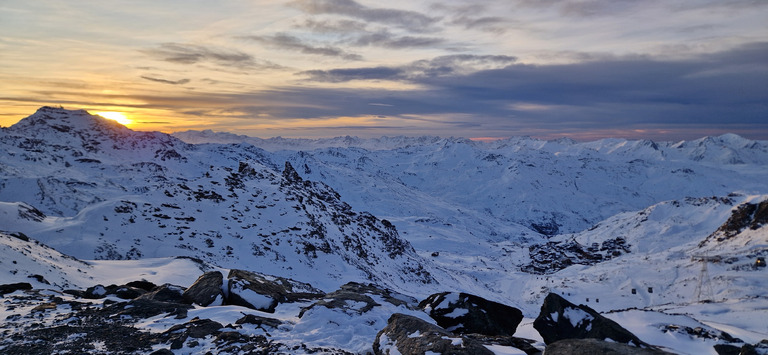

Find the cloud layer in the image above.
[{"left": 1, "top": 0, "right": 766, "bottom": 140}]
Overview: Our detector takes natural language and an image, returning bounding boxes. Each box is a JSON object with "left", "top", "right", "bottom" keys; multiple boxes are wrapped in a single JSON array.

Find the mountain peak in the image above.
[
  {"left": 10, "top": 106, "right": 129, "bottom": 133},
  {"left": 3, "top": 107, "right": 185, "bottom": 159}
]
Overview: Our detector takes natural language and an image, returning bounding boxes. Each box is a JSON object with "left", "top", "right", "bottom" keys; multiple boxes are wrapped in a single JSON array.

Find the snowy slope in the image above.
[
  {"left": 2, "top": 107, "right": 768, "bottom": 354},
  {"left": 0, "top": 107, "right": 436, "bottom": 292}
]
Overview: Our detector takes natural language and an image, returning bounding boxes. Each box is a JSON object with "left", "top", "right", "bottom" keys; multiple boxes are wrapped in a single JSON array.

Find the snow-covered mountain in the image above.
[
  {"left": 0, "top": 107, "right": 434, "bottom": 292},
  {"left": 2, "top": 107, "right": 767, "bottom": 354}
]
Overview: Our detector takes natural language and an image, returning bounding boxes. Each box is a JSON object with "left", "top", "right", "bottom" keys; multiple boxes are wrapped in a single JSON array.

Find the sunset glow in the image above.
[
  {"left": 0, "top": 1, "right": 765, "bottom": 140},
  {"left": 96, "top": 112, "right": 132, "bottom": 126}
]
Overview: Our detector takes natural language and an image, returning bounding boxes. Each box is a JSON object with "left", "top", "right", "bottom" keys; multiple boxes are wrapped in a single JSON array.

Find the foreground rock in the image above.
[
  {"left": 534, "top": 293, "right": 651, "bottom": 348},
  {"left": 226, "top": 269, "right": 324, "bottom": 312},
  {"left": 373, "top": 313, "right": 495, "bottom": 355},
  {"left": 0, "top": 282, "right": 32, "bottom": 295},
  {"left": 182, "top": 271, "right": 224, "bottom": 306},
  {"left": 545, "top": 338, "right": 672, "bottom": 354},
  {"left": 419, "top": 291, "right": 523, "bottom": 336},
  {"left": 300, "top": 281, "right": 417, "bottom": 317}
]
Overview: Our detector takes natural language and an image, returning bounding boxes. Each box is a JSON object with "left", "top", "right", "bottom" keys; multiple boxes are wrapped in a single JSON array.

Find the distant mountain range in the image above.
[{"left": 1, "top": 107, "right": 767, "bottom": 354}]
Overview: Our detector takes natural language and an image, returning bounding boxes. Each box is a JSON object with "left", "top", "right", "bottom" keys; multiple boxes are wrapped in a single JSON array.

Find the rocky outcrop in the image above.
[
  {"left": 226, "top": 269, "right": 324, "bottom": 313},
  {"left": 701, "top": 200, "right": 768, "bottom": 246},
  {"left": 182, "top": 271, "right": 224, "bottom": 306},
  {"left": 136, "top": 284, "right": 188, "bottom": 304},
  {"left": 533, "top": 293, "right": 650, "bottom": 348},
  {"left": 523, "top": 237, "right": 630, "bottom": 274},
  {"left": 373, "top": 313, "right": 495, "bottom": 355},
  {"left": 545, "top": 338, "right": 672, "bottom": 354},
  {"left": 418, "top": 292, "right": 523, "bottom": 336},
  {"left": 714, "top": 339, "right": 768, "bottom": 355},
  {"left": 79, "top": 283, "right": 149, "bottom": 299},
  {"left": 300, "top": 282, "right": 416, "bottom": 318},
  {"left": 0, "top": 282, "right": 32, "bottom": 295}
]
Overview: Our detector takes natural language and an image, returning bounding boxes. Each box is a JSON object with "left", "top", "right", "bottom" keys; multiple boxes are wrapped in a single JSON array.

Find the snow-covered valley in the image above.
[{"left": 1, "top": 107, "right": 767, "bottom": 354}]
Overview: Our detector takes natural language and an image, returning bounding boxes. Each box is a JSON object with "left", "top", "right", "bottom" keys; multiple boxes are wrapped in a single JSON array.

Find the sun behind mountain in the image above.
[{"left": 96, "top": 111, "right": 133, "bottom": 126}]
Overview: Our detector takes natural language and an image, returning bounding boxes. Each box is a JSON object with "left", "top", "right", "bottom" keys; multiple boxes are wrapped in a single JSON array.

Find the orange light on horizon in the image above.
[
  {"left": 96, "top": 111, "right": 133, "bottom": 126},
  {"left": 469, "top": 137, "right": 509, "bottom": 142}
]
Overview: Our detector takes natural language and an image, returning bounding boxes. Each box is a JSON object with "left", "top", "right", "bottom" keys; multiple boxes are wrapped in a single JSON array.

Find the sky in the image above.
[{"left": 1, "top": 0, "right": 767, "bottom": 141}]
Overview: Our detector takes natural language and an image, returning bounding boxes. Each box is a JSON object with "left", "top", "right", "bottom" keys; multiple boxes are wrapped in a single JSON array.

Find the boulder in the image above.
[
  {"left": 0, "top": 282, "right": 32, "bottom": 295},
  {"left": 83, "top": 284, "right": 109, "bottom": 299},
  {"left": 226, "top": 269, "right": 323, "bottom": 312},
  {"left": 419, "top": 292, "right": 523, "bottom": 336},
  {"left": 545, "top": 338, "right": 672, "bottom": 354},
  {"left": 533, "top": 293, "right": 650, "bottom": 347},
  {"left": 126, "top": 280, "right": 157, "bottom": 292},
  {"left": 106, "top": 298, "right": 192, "bottom": 319},
  {"left": 112, "top": 286, "right": 146, "bottom": 300},
  {"left": 165, "top": 318, "right": 223, "bottom": 339},
  {"left": 715, "top": 340, "right": 768, "bottom": 355},
  {"left": 299, "top": 282, "right": 415, "bottom": 318},
  {"left": 235, "top": 314, "right": 283, "bottom": 330},
  {"left": 182, "top": 271, "right": 224, "bottom": 306},
  {"left": 373, "top": 313, "right": 494, "bottom": 355},
  {"left": 464, "top": 334, "right": 542, "bottom": 355},
  {"left": 136, "top": 284, "right": 189, "bottom": 304}
]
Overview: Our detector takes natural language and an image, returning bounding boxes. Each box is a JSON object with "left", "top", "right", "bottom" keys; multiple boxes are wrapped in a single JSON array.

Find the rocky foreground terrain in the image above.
[{"left": 6, "top": 258, "right": 762, "bottom": 355}]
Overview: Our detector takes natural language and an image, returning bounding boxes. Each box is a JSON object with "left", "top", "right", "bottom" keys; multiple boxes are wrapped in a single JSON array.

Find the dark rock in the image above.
[
  {"left": 137, "top": 284, "right": 189, "bottom": 304},
  {"left": 545, "top": 338, "right": 673, "bottom": 354},
  {"left": 464, "top": 334, "right": 542, "bottom": 355},
  {"left": 149, "top": 349, "right": 174, "bottom": 355},
  {"left": 419, "top": 292, "right": 523, "bottom": 336},
  {"left": 299, "top": 282, "right": 415, "bottom": 318},
  {"left": 126, "top": 280, "right": 157, "bottom": 291},
  {"left": 716, "top": 341, "right": 768, "bottom": 355},
  {"left": 10, "top": 231, "right": 30, "bottom": 241},
  {"left": 63, "top": 289, "right": 85, "bottom": 298},
  {"left": 28, "top": 274, "right": 50, "bottom": 285},
  {"left": 32, "top": 302, "right": 58, "bottom": 312},
  {"left": 701, "top": 200, "right": 768, "bottom": 246},
  {"left": 83, "top": 284, "right": 109, "bottom": 299},
  {"left": 283, "top": 161, "right": 302, "bottom": 183},
  {"left": 213, "top": 332, "right": 273, "bottom": 353},
  {"left": 183, "top": 271, "right": 224, "bottom": 306},
  {"left": 108, "top": 298, "right": 192, "bottom": 319},
  {"left": 235, "top": 314, "right": 283, "bottom": 329},
  {"left": 0, "top": 282, "right": 32, "bottom": 295},
  {"left": 166, "top": 318, "right": 223, "bottom": 339},
  {"left": 226, "top": 269, "right": 323, "bottom": 312},
  {"left": 113, "top": 286, "right": 146, "bottom": 300},
  {"left": 533, "top": 293, "right": 650, "bottom": 347},
  {"left": 523, "top": 238, "right": 629, "bottom": 274},
  {"left": 714, "top": 344, "right": 742, "bottom": 355},
  {"left": 373, "top": 313, "right": 494, "bottom": 355},
  {"left": 662, "top": 324, "right": 743, "bottom": 343}
]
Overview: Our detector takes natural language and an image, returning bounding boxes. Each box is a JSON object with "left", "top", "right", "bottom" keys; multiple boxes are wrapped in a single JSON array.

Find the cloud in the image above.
[
  {"left": 16, "top": 43, "right": 765, "bottom": 140},
  {"left": 299, "top": 54, "right": 518, "bottom": 82},
  {"left": 430, "top": 3, "right": 510, "bottom": 33},
  {"left": 294, "top": 19, "right": 444, "bottom": 49},
  {"left": 242, "top": 33, "right": 363, "bottom": 60},
  {"left": 289, "top": 0, "right": 439, "bottom": 32},
  {"left": 263, "top": 42, "right": 768, "bottom": 137},
  {"left": 350, "top": 30, "right": 443, "bottom": 48},
  {"left": 300, "top": 67, "right": 404, "bottom": 83},
  {"left": 140, "top": 76, "right": 191, "bottom": 85},
  {"left": 297, "top": 18, "right": 369, "bottom": 33},
  {"left": 512, "top": 0, "right": 768, "bottom": 18},
  {"left": 450, "top": 16, "right": 508, "bottom": 33},
  {"left": 141, "top": 43, "right": 283, "bottom": 70}
]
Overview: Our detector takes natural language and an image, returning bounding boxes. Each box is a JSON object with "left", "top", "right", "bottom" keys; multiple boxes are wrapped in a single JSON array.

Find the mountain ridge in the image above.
[{"left": 1, "top": 107, "right": 767, "bottom": 354}]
